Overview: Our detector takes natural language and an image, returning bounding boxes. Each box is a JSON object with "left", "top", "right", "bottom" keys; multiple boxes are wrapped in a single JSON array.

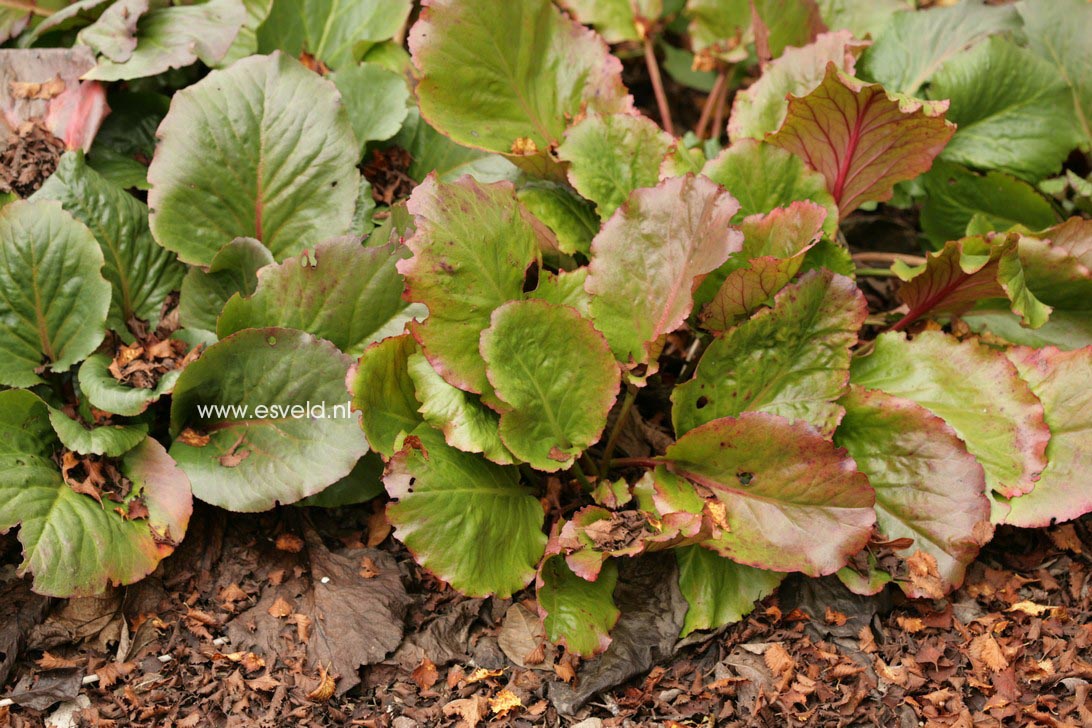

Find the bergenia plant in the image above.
[{"left": 0, "top": 0, "right": 1088, "bottom": 670}]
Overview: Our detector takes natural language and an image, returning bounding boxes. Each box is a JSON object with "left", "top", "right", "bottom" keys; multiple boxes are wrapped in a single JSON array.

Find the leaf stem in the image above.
[
  {"left": 851, "top": 252, "right": 926, "bottom": 266},
  {"left": 0, "top": 0, "right": 52, "bottom": 16},
  {"left": 571, "top": 460, "right": 593, "bottom": 492},
  {"left": 695, "top": 71, "right": 727, "bottom": 140},
  {"left": 598, "top": 384, "right": 637, "bottom": 477},
  {"left": 643, "top": 35, "right": 675, "bottom": 136},
  {"left": 855, "top": 267, "right": 899, "bottom": 277},
  {"left": 610, "top": 457, "right": 662, "bottom": 470}
]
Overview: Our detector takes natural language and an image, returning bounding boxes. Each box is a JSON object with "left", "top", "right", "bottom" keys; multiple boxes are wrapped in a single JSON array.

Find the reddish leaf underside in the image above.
[{"left": 767, "top": 63, "right": 955, "bottom": 217}]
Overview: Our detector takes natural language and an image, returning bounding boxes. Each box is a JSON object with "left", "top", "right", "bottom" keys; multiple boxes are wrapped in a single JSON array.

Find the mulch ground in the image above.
[{"left": 1, "top": 506, "right": 1089, "bottom": 728}]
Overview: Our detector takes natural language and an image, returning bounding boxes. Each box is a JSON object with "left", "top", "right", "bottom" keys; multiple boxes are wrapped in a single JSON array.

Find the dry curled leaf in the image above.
[
  {"left": 443, "top": 695, "right": 489, "bottom": 728},
  {"left": 275, "top": 533, "right": 304, "bottom": 553},
  {"left": 969, "top": 633, "right": 1008, "bottom": 673},
  {"left": 307, "top": 664, "right": 337, "bottom": 702},
  {"left": 489, "top": 688, "right": 522, "bottom": 717},
  {"left": 411, "top": 658, "right": 439, "bottom": 691}
]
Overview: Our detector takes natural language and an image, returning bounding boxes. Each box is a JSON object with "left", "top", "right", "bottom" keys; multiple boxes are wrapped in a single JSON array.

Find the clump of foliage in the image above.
[{"left": 0, "top": 0, "right": 1090, "bottom": 659}]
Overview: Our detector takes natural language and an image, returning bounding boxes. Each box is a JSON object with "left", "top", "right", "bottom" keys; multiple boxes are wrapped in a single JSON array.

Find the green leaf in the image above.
[
  {"left": 0, "top": 389, "right": 57, "bottom": 458},
  {"left": 217, "top": 238, "right": 409, "bottom": 356},
  {"left": 1017, "top": 218, "right": 1092, "bottom": 310},
  {"left": 409, "top": 0, "right": 632, "bottom": 161},
  {"left": 1017, "top": 0, "right": 1092, "bottom": 147},
  {"left": 178, "top": 237, "right": 275, "bottom": 342},
  {"left": 701, "top": 139, "right": 838, "bottom": 236},
  {"left": 516, "top": 183, "right": 599, "bottom": 258},
  {"left": 699, "top": 200, "right": 828, "bottom": 330},
  {"left": 84, "top": 0, "right": 247, "bottom": 81},
  {"left": 481, "top": 300, "right": 620, "bottom": 472},
  {"left": 586, "top": 175, "right": 743, "bottom": 367},
  {"left": 964, "top": 309, "right": 1092, "bottom": 351},
  {"left": 47, "top": 408, "right": 147, "bottom": 457},
  {"left": 384, "top": 426, "right": 546, "bottom": 597},
  {"left": 332, "top": 62, "right": 411, "bottom": 151},
  {"left": 658, "top": 412, "right": 876, "bottom": 575},
  {"left": 920, "top": 161, "right": 1057, "bottom": 247},
  {"left": 407, "top": 351, "right": 514, "bottom": 465},
  {"left": 894, "top": 233, "right": 1051, "bottom": 330},
  {"left": 348, "top": 334, "right": 424, "bottom": 458},
  {"left": 674, "top": 270, "right": 866, "bottom": 437},
  {"left": 1002, "top": 347, "right": 1092, "bottom": 528},
  {"left": 835, "top": 386, "right": 991, "bottom": 598},
  {"left": 557, "top": 113, "right": 675, "bottom": 220},
  {"left": 76, "top": 0, "right": 144, "bottom": 63},
  {"left": 859, "top": 0, "right": 1021, "bottom": 95},
  {"left": 768, "top": 64, "right": 955, "bottom": 217},
  {"left": 816, "top": 0, "right": 910, "bottom": 39},
  {"left": 537, "top": 555, "right": 620, "bottom": 656},
  {"left": 33, "top": 152, "right": 183, "bottom": 334},
  {"left": 930, "top": 36, "right": 1081, "bottom": 182},
  {"left": 559, "top": 0, "right": 661, "bottom": 43},
  {"left": 257, "top": 0, "right": 411, "bottom": 69},
  {"left": 78, "top": 352, "right": 182, "bottom": 417},
  {"left": 0, "top": 200, "right": 110, "bottom": 388},
  {"left": 400, "top": 175, "right": 547, "bottom": 395},
  {"left": 169, "top": 328, "right": 368, "bottom": 512},
  {"left": 0, "top": 391, "right": 192, "bottom": 598},
  {"left": 850, "top": 331, "right": 1050, "bottom": 501},
  {"left": 297, "top": 451, "right": 385, "bottom": 508},
  {"left": 676, "top": 546, "right": 785, "bottom": 635},
  {"left": 661, "top": 43, "right": 719, "bottom": 92},
  {"left": 729, "top": 30, "right": 867, "bottom": 142},
  {"left": 148, "top": 52, "right": 360, "bottom": 265}
]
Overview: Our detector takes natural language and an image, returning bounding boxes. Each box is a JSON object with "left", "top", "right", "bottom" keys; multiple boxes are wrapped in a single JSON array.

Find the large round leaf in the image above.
[
  {"left": 148, "top": 52, "right": 360, "bottom": 265},
  {"left": 481, "top": 300, "right": 620, "bottom": 471},
  {"left": 0, "top": 200, "right": 111, "bottom": 387},
  {"left": 384, "top": 426, "right": 546, "bottom": 597},
  {"left": 217, "top": 238, "right": 409, "bottom": 356},
  {"left": 257, "top": 0, "right": 412, "bottom": 70},
  {"left": 177, "top": 237, "right": 274, "bottom": 342},
  {"left": 674, "top": 270, "right": 866, "bottom": 437},
  {"left": 48, "top": 407, "right": 148, "bottom": 458},
  {"left": 851, "top": 331, "right": 1050, "bottom": 502},
  {"left": 0, "top": 391, "right": 192, "bottom": 597},
  {"left": 835, "top": 386, "right": 991, "bottom": 597},
  {"left": 78, "top": 352, "right": 182, "bottom": 417},
  {"left": 169, "top": 328, "right": 368, "bottom": 511},
  {"left": 658, "top": 412, "right": 876, "bottom": 576},
  {"left": 409, "top": 0, "right": 631, "bottom": 160},
  {"left": 537, "top": 555, "right": 619, "bottom": 657},
  {"left": 33, "top": 151, "right": 184, "bottom": 334}
]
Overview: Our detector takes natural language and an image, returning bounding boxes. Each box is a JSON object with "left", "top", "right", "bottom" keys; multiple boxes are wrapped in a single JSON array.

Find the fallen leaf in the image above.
[
  {"left": 359, "top": 556, "right": 379, "bottom": 579},
  {"left": 969, "top": 633, "right": 1008, "bottom": 672},
  {"left": 443, "top": 695, "right": 489, "bottom": 728},
  {"left": 764, "top": 643, "right": 795, "bottom": 678},
  {"left": 489, "top": 688, "right": 522, "bottom": 717},
  {"left": 307, "top": 664, "right": 336, "bottom": 702},
  {"left": 267, "top": 597, "right": 294, "bottom": 618},
  {"left": 36, "top": 652, "right": 78, "bottom": 671},
  {"left": 825, "top": 607, "right": 848, "bottom": 626},
  {"left": 411, "top": 658, "right": 439, "bottom": 691},
  {"left": 1007, "top": 601, "right": 1060, "bottom": 618},
  {"left": 465, "top": 667, "right": 503, "bottom": 684},
  {"left": 1048, "top": 524, "right": 1083, "bottom": 554},
  {"left": 94, "top": 661, "right": 135, "bottom": 688},
  {"left": 907, "top": 550, "right": 946, "bottom": 599},
  {"left": 246, "top": 674, "right": 281, "bottom": 692},
  {"left": 897, "top": 616, "right": 926, "bottom": 633}
]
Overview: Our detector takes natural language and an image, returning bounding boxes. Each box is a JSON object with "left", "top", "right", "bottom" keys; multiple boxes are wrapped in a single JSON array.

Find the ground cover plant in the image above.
[{"left": 0, "top": 0, "right": 1090, "bottom": 724}]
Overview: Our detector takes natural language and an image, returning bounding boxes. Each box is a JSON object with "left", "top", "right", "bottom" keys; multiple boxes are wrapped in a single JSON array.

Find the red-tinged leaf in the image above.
[
  {"left": 851, "top": 331, "right": 1050, "bottom": 504},
  {"left": 585, "top": 175, "right": 743, "bottom": 368},
  {"left": 730, "top": 31, "right": 868, "bottom": 142},
  {"left": 399, "top": 175, "right": 550, "bottom": 396},
  {"left": 1018, "top": 218, "right": 1092, "bottom": 310},
  {"left": 893, "top": 233, "right": 1051, "bottom": 331},
  {"left": 1003, "top": 347, "right": 1092, "bottom": 528},
  {"left": 767, "top": 63, "right": 955, "bottom": 217},
  {"left": 657, "top": 412, "right": 876, "bottom": 576},
  {"left": 701, "top": 200, "right": 828, "bottom": 331},
  {"left": 835, "top": 386, "right": 991, "bottom": 598}
]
